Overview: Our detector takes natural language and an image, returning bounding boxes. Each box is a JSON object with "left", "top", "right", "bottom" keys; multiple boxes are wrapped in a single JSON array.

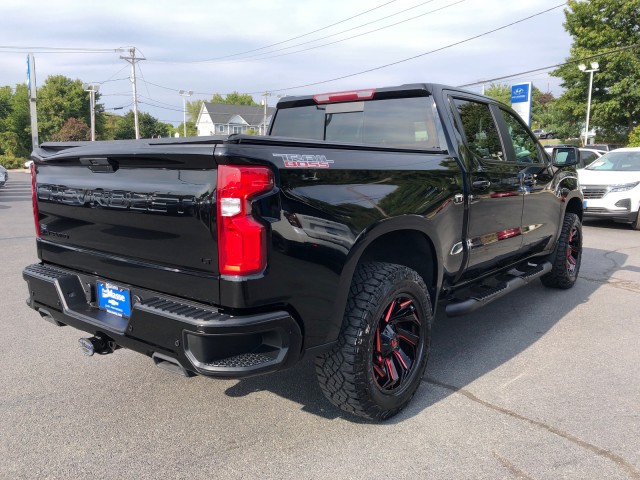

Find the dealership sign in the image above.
[{"left": 510, "top": 82, "right": 532, "bottom": 126}]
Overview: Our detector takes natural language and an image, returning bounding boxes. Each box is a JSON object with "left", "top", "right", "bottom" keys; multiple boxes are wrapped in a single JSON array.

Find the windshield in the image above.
[{"left": 585, "top": 151, "right": 640, "bottom": 171}]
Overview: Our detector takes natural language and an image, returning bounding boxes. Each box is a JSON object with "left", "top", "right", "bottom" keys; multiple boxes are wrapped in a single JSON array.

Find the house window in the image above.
[
  {"left": 232, "top": 126, "right": 242, "bottom": 134},
  {"left": 218, "top": 125, "right": 225, "bottom": 133}
]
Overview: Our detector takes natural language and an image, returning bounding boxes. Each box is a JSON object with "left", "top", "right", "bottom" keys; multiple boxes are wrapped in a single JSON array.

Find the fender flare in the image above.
[{"left": 324, "top": 215, "right": 444, "bottom": 344}]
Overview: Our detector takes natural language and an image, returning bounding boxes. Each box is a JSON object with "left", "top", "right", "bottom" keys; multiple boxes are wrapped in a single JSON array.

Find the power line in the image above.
[
  {"left": 102, "top": 64, "right": 131, "bottom": 82},
  {"left": 149, "top": 1, "right": 398, "bottom": 64},
  {"left": 139, "top": 100, "right": 184, "bottom": 113},
  {"left": 457, "top": 43, "right": 640, "bottom": 88},
  {"left": 149, "top": 0, "right": 437, "bottom": 65},
  {"left": 251, "top": 3, "right": 567, "bottom": 95},
  {"left": 136, "top": 63, "right": 154, "bottom": 101},
  {"left": 0, "top": 45, "right": 125, "bottom": 53},
  {"left": 139, "top": 42, "right": 639, "bottom": 115},
  {"left": 138, "top": 3, "right": 564, "bottom": 98},
  {"left": 104, "top": 102, "right": 133, "bottom": 111},
  {"left": 87, "top": 77, "right": 129, "bottom": 85},
  {"left": 138, "top": 94, "right": 181, "bottom": 109},
  {"left": 220, "top": 0, "right": 467, "bottom": 65}
]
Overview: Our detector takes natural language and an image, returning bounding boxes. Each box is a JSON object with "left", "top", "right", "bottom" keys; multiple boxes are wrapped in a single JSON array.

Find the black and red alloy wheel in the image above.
[
  {"left": 566, "top": 225, "right": 581, "bottom": 275},
  {"left": 372, "top": 295, "right": 422, "bottom": 392}
]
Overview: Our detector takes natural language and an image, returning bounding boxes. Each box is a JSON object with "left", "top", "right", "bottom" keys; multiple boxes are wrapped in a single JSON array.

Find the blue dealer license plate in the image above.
[{"left": 97, "top": 281, "right": 132, "bottom": 318}]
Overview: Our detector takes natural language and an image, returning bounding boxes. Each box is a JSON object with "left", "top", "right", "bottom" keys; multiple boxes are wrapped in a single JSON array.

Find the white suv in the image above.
[{"left": 578, "top": 147, "right": 640, "bottom": 229}]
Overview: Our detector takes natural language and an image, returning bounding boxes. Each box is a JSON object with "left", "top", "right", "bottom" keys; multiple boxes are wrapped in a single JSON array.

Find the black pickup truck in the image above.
[{"left": 23, "top": 84, "right": 583, "bottom": 420}]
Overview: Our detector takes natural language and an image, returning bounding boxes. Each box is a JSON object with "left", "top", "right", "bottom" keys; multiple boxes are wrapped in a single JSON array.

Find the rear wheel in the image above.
[
  {"left": 315, "top": 262, "right": 432, "bottom": 420},
  {"left": 541, "top": 213, "right": 582, "bottom": 289},
  {"left": 631, "top": 211, "right": 640, "bottom": 230}
]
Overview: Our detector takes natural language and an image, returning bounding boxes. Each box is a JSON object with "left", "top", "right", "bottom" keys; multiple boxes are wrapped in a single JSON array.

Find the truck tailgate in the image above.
[{"left": 33, "top": 139, "right": 221, "bottom": 304}]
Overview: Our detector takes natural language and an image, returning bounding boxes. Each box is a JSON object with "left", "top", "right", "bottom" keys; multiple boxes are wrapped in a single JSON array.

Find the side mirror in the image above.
[{"left": 552, "top": 146, "right": 581, "bottom": 167}]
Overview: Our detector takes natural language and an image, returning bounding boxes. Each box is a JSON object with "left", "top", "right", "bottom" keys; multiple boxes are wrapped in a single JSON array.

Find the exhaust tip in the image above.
[{"left": 79, "top": 337, "right": 95, "bottom": 356}]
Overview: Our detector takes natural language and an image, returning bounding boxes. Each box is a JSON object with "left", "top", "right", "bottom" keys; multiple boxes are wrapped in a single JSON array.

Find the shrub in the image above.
[
  {"left": 628, "top": 125, "right": 640, "bottom": 147},
  {"left": 0, "top": 155, "right": 27, "bottom": 169}
]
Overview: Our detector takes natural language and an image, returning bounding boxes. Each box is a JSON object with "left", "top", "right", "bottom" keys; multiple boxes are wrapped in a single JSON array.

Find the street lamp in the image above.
[
  {"left": 82, "top": 83, "right": 99, "bottom": 141},
  {"left": 578, "top": 61, "right": 599, "bottom": 146},
  {"left": 178, "top": 89, "right": 193, "bottom": 137}
]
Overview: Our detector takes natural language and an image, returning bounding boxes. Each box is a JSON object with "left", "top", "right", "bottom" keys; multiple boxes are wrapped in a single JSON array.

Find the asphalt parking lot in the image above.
[{"left": 1, "top": 170, "right": 639, "bottom": 479}]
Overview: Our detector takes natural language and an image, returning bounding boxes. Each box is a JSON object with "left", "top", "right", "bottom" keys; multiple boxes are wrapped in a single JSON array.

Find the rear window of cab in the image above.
[{"left": 270, "top": 96, "right": 444, "bottom": 151}]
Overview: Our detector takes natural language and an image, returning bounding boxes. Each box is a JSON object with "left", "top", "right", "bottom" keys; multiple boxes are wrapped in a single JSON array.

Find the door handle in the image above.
[
  {"left": 472, "top": 180, "right": 491, "bottom": 190},
  {"left": 520, "top": 173, "right": 536, "bottom": 186}
]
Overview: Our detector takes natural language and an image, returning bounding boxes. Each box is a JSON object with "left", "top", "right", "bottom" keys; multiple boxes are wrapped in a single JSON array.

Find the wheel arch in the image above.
[
  {"left": 357, "top": 230, "right": 438, "bottom": 302},
  {"left": 564, "top": 194, "right": 583, "bottom": 222},
  {"left": 323, "top": 216, "right": 443, "bottom": 346}
]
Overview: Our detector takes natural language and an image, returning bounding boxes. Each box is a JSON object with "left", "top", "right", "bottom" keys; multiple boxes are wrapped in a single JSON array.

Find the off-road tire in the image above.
[
  {"left": 541, "top": 213, "right": 582, "bottom": 289},
  {"left": 315, "top": 262, "right": 432, "bottom": 420}
]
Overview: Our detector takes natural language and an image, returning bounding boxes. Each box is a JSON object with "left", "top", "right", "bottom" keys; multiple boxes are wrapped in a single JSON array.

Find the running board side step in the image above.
[{"left": 445, "top": 262, "right": 552, "bottom": 317}]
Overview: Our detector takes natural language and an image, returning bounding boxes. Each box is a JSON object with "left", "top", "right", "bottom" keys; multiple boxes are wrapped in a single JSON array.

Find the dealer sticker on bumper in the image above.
[{"left": 97, "top": 281, "right": 132, "bottom": 318}]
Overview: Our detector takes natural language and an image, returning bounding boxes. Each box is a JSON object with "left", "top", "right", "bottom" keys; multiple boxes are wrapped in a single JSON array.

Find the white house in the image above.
[{"left": 196, "top": 103, "right": 276, "bottom": 136}]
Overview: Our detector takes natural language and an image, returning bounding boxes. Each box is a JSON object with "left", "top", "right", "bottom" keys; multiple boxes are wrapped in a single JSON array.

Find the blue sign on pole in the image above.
[
  {"left": 510, "top": 82, "right": 532, "bottom": 126},
  {"left": 511, "top": 84, "right": 530, "bottom": 103}
]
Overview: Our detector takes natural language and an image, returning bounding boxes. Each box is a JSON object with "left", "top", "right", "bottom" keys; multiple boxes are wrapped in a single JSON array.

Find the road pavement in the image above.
[{"left": 1, "top": 171, "right": 639, "bottom": 479}]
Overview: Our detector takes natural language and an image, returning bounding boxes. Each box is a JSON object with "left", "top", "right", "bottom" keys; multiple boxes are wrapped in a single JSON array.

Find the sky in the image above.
[{"left": 0, "top": 0, "right": 573, "bottom": 126}]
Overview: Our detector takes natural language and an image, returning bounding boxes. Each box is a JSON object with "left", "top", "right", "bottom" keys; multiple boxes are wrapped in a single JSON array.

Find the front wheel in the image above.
[
  {"left": 315, "top": 262, "right": 432, "bottom": 420},
  {"left": 541, "top": 212, "right": 582, "bottom": 289}
]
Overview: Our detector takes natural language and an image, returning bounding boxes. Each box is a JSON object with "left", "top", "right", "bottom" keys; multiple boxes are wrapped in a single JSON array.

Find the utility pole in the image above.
[
  {"left": 120, "top": 47, "right": 144, "bottom": 139},
  {"left": 26, "top": 53, "right": 38, "bottom": 148},
  {"left": 178, "top": 90, "right": 193, "bottom": 137},
  {"left": 262, "top": 92, "right": 272, "bottom": 135},
  {"left": 82, "top": 84, "right": 99, "bottom": 141}
]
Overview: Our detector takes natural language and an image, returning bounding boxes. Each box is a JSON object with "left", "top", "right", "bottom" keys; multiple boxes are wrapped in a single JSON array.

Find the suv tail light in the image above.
[
  {"left": 217, "top": 165, "right": 274, "bottom": 276},
  {"left": 30, "top": 163, "right": 40, "bottom": 238}
]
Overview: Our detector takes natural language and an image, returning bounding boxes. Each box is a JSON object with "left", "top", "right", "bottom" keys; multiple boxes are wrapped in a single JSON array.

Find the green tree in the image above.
[
  {"left": 484, "top": 83, "right": 511, "bottom": 105},
  {"left": 101, "top": 113, "right": 121, "bottom": 140},
  {"left": 6, "top": 84, "right": 32, "bottom": 157},
  {"left": 530, "top": 88, "right": 571, "bottom": 138},
  {"left": 210, "top": 91, "right": 258, "bottom": 106},
  {"left": 114, "top": 111, "right": 172, "bottom": 139},
  {"left": 0, "top": 86, "right": 12, "bottom": 128},
  {"left": 186, "top": 99, "right": 204, "bottom": 122},
  {"left": 175, "top": 121, "right": 197, "bottom": 137},
  {"left": 0, "top": 131, "right": 19, "bottom": 157},
  {"left": 551, "top": 0, "right": 640, "bottom": 143},
  {"left": 36, "top": 75, "right": 106, "bottom": 141}
]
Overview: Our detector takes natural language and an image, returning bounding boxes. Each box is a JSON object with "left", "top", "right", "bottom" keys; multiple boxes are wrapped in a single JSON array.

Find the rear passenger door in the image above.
[{"left": 449, "top": 97, "right": 525, "bottom": 278}]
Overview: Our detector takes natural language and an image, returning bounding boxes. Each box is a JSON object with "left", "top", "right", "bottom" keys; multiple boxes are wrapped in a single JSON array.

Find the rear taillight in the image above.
[
  {"left": 30, "top": 162, "right": 40, "bottom": 238},
  {"left": 313, "top": 89, "right": 375, "bottom": 104},
  {"left": 217, "top": 165, "right": 274, "bottom": 276}
]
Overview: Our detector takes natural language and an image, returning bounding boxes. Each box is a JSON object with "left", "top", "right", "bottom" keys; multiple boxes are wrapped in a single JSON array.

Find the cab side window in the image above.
[
  {"left": 499, "top": 109, "right": 543, "bottom": 164},
  {"left": 452, "top": 99, "right": 504, "bottom": 162}
]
